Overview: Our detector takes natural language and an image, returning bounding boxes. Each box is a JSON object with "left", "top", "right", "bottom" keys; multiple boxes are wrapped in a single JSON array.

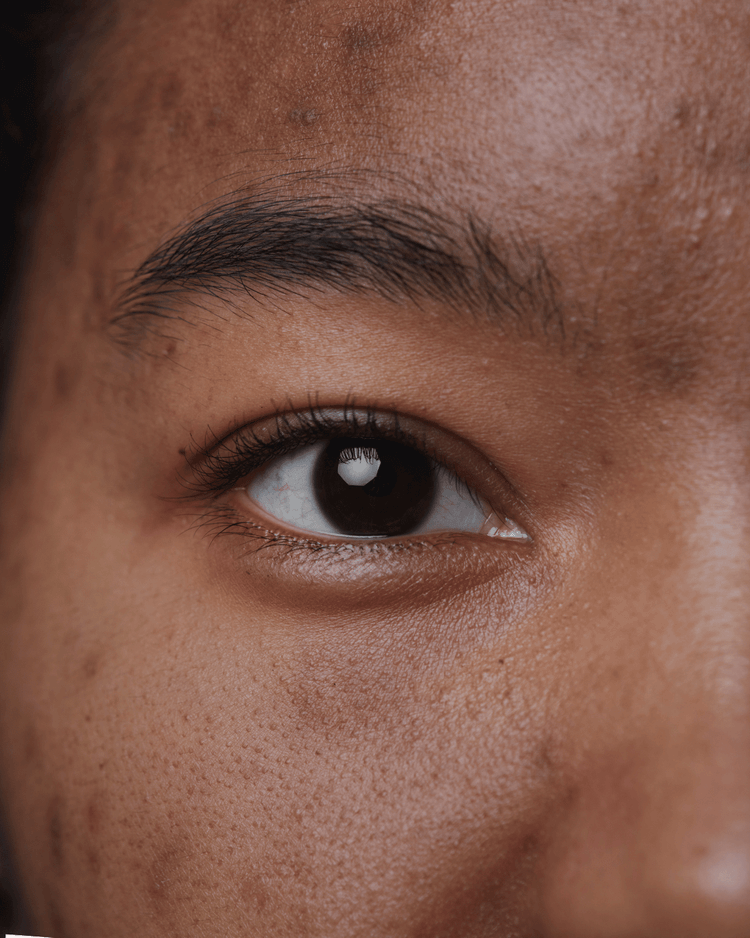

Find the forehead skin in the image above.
[
  {"left": 26, "top": 0, "right": 750, "bottom": 391},
  {"left": 1, "top": 1, "right": 750, "bottom": 937}
]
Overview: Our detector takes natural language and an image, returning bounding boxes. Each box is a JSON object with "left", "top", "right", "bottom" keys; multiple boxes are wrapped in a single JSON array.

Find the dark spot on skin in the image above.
[
  {"left": 560, "top": 782, "right": 581, "bottom": 811},
  {"left": 629, "top": 317, "right": 705, "bottom": 394},
  {"left": 636, "top": 347, "right": 702, "bottom": 393},
  {"left": 87, "top": 848, "right": 101, "bottom": 876},
  {"left": 672, "top": 100, "right": 692, "bottom": 127},
  {"left": 48, "top": 796, "right": 64, "bottom": 871},
  {"left": 82, "top": 651, "right": 101, "bottom": 681},
  {"left": 536, "top": 741, "right": 555, "bottom": 779},
  {"left": 159, "top": 73, "right": 184, "bottom": 111},
  {"left": 147, "top": 838, "right": 192, "bottom": 910},
  {"left": 205, "top": 106, "right": 223, "bottom": 129},
  {"left": 342, "top": 21, "right": 390, "bottom": 55},
  {"left": 240, "top": 876, "right": 271, "bottom": 914},
  {"left": 288, "top": 107, "right": 320, "bottom": 126}
]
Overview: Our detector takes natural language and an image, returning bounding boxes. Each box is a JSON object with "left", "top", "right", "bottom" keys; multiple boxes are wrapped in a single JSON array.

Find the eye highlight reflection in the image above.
[{"left": 245, "top": 436, "right": 529, "bottom": 542}]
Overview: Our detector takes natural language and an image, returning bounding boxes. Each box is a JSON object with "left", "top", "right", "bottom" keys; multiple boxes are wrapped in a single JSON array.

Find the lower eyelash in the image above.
[{"left": 187, "top": 502, "right": 466, "bottom": 559}]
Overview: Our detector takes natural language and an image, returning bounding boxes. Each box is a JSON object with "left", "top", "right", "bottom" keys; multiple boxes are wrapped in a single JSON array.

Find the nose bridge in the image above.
[{"left": 539, "top": 458, "right": 750, "bottom": 938}]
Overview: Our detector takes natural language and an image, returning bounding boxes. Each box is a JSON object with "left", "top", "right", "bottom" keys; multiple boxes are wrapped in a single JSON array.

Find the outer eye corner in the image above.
[{"left": 481, "top": 514, "right": 532, "bottom": 544}]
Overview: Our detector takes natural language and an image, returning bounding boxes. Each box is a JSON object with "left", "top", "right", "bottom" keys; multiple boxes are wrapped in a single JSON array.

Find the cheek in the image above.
[{"left": 0, "top": 510, "right": 563, "bottom": 934}]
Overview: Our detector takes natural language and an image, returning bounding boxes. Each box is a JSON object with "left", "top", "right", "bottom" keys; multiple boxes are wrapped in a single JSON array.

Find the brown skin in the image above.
[{"left": 1, "top": 0, "right": 750, "bottom": 935}]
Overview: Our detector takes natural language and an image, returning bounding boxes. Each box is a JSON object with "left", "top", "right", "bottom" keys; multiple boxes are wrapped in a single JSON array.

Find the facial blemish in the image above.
[{"left": 288, "top": 107, "right": 320, "bottom": 126}]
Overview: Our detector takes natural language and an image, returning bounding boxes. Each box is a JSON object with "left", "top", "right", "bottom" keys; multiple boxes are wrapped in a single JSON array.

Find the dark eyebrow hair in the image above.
[{"left": 110, "top": 186, "right": 565, "bottom": 348}]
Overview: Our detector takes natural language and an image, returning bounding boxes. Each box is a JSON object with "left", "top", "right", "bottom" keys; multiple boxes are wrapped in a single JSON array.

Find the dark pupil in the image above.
[{"left": 313, "top": 438, "right": 436, "bottom": 537}]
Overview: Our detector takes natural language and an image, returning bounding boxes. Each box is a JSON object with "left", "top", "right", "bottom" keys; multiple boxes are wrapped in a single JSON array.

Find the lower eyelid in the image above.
[{"left": 195, "top": 501, "right": 535, "bottom": 616}]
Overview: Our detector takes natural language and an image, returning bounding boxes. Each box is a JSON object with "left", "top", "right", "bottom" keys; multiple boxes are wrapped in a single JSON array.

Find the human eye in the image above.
[{"left": 188, "top": 405, "right": 529, "bottom": 549}]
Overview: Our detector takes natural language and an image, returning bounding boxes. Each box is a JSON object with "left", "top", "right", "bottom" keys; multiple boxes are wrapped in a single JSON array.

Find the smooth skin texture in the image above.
[{"left": 1, "top": 0, "right": 750, "bottom": 935}]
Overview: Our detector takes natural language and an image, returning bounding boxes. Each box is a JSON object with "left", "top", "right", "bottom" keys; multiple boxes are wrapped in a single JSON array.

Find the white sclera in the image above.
[{"left": 245, "top": 440, "right": 529, "bottom": 541}]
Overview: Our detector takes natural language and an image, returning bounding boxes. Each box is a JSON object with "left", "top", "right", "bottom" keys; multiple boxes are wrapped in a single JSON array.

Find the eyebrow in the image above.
[{"left": 111, "top": 184, "right": 565, "bottom": 348}]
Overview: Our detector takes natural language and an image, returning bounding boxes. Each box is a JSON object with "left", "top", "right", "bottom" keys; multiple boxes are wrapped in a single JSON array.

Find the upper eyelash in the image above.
[{"left": 185, "top": 403, "right": 462, "bottom": 500}]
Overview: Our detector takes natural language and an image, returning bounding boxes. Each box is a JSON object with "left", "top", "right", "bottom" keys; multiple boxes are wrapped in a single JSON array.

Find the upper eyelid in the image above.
[{"left": 185, "top": 407, "right": 443, "bottom": 496}]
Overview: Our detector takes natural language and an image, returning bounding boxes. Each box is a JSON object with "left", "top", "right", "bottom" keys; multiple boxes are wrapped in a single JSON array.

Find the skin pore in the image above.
[{"left": 1, "top": 0, "right": 749, "bottom": 935}]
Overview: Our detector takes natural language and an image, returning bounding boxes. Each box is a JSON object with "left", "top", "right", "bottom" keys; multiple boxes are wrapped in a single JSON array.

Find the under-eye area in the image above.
[{"left": 181, "top": 403, "right": 532, "bottom": 560}]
